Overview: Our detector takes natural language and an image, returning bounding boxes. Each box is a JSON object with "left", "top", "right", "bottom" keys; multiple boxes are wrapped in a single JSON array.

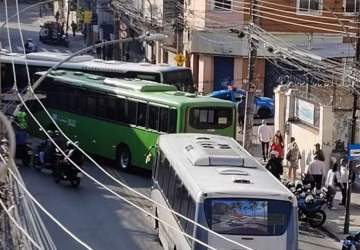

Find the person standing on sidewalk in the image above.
[
  {"left": 257, "top": 120, "right": 272, "bottom": 162},
  {"left": 71, "top": 21, "right": 77, "bottom": 38},
  {"left": 313, "top": 143, "right": 325, "bottom": 161},
  {"left": 339, "top": 159, "right": 349, "bottom": 206},
  {"left": 305, "top": 155, "right": 326, "bottom": 190},
  {"left": 325, "top": 163, "right": 343, "bottom": 209},
  {"left": 286, "top": 137, "right": 301, "bottom": 181}
]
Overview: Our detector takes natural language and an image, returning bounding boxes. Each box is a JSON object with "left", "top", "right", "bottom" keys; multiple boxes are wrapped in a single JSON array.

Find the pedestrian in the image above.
[
  {"left": 71, "top": 21, "right": 77, "bottom": 38},
  {"left": 305, "top": 155, "right": 326, "bottom": 190},
  {"left": 55, "top": 11, "right": 60, "bottom": 23},
  {"left": 106, "top": 43, "right": 113, "bottom": 60},
  {"left": 266, "top": 151, "right": 282, "bottom": 180},
  {"left": 313, "top": 143, "right": 325, "bottom": 161},
  {"left": 237, "top": 96, "right": 246, "bottom": 132},
  {"left": 82, "top": 27, "right": 87, "bottom": 43},
  {"left": 274, "top": 130, "right": 284, "bottom": 148},
  {"left": 325, "top": 163, "right": 342, "bottom": 209},
  {"left": 257, "top": 120, "right": 273, "bottom": 162},
  {"left": 270, "top": 134, "right": 284, "bottom": 175},
  {"left": 339, "top": 159, "right": 348, "bottom": 206},
  {"left": 286, "top": 137, "right": 301, "bottom": 181},
  {"left": 95, "top": 39, "right": 102, "bottom": 58}
]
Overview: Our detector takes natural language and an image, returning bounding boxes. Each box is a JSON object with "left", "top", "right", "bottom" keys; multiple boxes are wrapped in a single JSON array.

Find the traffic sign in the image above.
[
  {"left": 120, "top": 30, "right": 128, "bottom": 39},
  {"left": 349, "top": 144, "right": 360, "bottom": 161},
  {"left": 175, "top": 53, "right": 186, "bottom": 66},
  {"left": 249, "top": 83, "right": 257, "bottom": 92},
  {"left": 119, "top": 23, "right": 127, "bottom": 31}
]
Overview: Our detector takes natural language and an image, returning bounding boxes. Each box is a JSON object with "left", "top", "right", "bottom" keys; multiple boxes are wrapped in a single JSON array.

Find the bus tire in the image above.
[{"left": 116, "top": 145, "right": 131, "bottom": 172}]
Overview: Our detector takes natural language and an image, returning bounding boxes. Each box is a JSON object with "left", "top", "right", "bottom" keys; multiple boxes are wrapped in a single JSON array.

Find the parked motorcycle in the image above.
[
  {"left": 297, "top": 193, "right": 327, "bottom": 227},
  {"left": 343, "top": 233, "right": 360, "bottom": 250},
  {"left": 286, "top": 181, "right": 328, "bottom": 228}
]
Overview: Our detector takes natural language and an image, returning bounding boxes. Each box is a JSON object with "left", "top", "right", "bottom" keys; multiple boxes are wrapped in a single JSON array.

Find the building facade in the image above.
[{"left": 150, "top": 0, "right": 358, "bottom": 95}]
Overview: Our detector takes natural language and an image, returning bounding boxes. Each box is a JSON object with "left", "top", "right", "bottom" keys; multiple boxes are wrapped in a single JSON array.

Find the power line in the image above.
[{"left": 6, "top": 3, "right": 254, "bottom": 249}]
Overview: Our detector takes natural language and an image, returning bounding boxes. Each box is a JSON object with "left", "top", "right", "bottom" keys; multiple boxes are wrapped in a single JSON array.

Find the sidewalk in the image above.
[{"left": 242, "top": 128, "right": 360, "bottom": 242}]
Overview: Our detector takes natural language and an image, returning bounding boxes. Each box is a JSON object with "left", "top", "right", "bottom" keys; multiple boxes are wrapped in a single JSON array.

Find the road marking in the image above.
[
  {"left": 65, "top": 50, "right": 72, "bottom": 53},
  {"left": 40, "top": 48, "right": 48, "bottom": 52},
  {"left": 53, "top": 49, "right": 60, "bottom": 53}
]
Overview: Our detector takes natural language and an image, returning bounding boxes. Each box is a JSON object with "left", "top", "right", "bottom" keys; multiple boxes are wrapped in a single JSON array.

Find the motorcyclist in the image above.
[
  {"left": 56, "top": 141, "right": 82, "bottom": 176},
  {"left": 54, "top": 130, "right": 66, "bottom": 151},
  {"left": 65, "top": 141, "right": 83, "bottom": 166},
  {"left": 24, "top": 38, "right": 36, "bottom": 53},
  {"left": 39, "top": 130, "right": 56, "bottom": 165}
]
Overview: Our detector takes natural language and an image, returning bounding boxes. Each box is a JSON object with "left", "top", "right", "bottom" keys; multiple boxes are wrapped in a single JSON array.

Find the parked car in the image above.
[
  {"left": 209, "top": 88, "right": 275, "bottom": 118},
  {"left": 39, "top": 21, "right": 69, "bottom": 47}
]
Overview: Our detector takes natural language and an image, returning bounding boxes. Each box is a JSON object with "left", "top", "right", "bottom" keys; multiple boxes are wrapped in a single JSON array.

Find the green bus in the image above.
[{"left": 30, "top": 70, "right": 236, "bottom": 170}]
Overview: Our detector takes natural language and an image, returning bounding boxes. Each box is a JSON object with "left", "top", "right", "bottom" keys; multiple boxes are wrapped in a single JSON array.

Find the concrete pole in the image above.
[{"left": 242, "top": 0, "right": 260, "bottom": 149}]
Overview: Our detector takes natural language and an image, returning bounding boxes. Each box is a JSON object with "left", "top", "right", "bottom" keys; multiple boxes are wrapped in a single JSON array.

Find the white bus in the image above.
[
  {"left": 0, "top": 51, "right": 194, "bottom": 92},
  {"left": 151, "top": 133, "right": 298, "bottom": 250}
]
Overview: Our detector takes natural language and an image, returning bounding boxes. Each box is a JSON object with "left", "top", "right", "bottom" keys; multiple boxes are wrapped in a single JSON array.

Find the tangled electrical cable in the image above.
[{"left": 3, "top": 1, "right": 255, "bottom": 250}]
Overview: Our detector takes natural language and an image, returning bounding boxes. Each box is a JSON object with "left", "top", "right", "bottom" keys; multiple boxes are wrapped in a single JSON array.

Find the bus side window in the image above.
[
  {"left": 148, "top": 105, "right": 160, "bottom": 130},
  {"left": 159, "top": 107, "right": 169, "bottom": 132},
  {"left": 185, "top": 197, "right": 196, "bottom": 238},
  {"left": 126, "top": 100, "right": 137, "bottom": 125},
  {"left": 157, "top": 150, "right": 169, "bottom": 189},
  {"left": 173, "top": 175, "right": 182, "bottom": 213},
  {"left": 169, "top": 109, "right": 177, "bottom": 133},
  {"left": 137, "top": 102, "right": 147, "bottom": 127},
  {"left": 97, "top": 94, "right": 107, "bottom": 119},
  {"left": 167, "top": 167, "right": 176, "bottom": 206}
]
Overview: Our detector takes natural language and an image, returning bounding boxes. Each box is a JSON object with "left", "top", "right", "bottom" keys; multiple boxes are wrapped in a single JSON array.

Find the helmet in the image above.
[
  {"left": 270, "top": 150, "right": 279, "bottom": 158},
  {"left": 66, "top": 141, "right": 72, "bottom": 148},
  {"left": 47, "top": 130, "right": 54, "bottom": 137},
  {"left": 73, "top": 141, "right": 79, "bottom": 146},
  {"left": 295, "top": 180, "right": 303, "bottom": 190},
  {"left": 305, "top": 195, "right": 314, "bottom": 204},
  {"left": 54, "top": 130, "right": 60, "bottom": 136}
]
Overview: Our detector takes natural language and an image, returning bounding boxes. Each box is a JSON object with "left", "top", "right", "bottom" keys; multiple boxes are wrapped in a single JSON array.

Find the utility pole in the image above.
[
  {"left": 242, "top": 0, "right": 259, "bottom": 149},
  {"left": 344, "top": 13, "right": 360, "bottom": 234}
]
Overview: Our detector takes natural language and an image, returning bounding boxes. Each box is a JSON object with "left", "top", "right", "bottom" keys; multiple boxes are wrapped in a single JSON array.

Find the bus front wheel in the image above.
[{"left": 116, "top": 145, "right": 131, "bottom": 172}]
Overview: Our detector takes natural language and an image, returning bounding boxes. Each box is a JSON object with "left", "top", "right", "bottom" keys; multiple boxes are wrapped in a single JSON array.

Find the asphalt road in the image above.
[
  {"left": 19, "top": 160, "right": 342, "bottom": 250},
  {"left": 20, "top": 163, "right": 161, "bottom": 250}
]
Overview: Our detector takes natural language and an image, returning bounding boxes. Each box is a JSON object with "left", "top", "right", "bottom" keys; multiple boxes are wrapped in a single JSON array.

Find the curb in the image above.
[{"left": 321, "top": 224, "right": 342, "bottom": 242}]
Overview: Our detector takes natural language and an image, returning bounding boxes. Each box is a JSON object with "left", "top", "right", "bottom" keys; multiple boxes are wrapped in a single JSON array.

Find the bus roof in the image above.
[
  {"left": 35, "top": 70, "right": 234, "bottom": 107},
  {"left": 0, "top": 51, "right": 189, "bottom": 73},
  {"left": 158, "top": 133, "right": 294, "bottom": 202}
]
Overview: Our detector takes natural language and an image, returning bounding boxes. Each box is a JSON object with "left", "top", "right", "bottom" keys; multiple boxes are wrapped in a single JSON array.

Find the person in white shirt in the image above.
[
  {"left": 257, "top": 120, "right": 272, "bottom": 161},
  {"left": 305, "top": 155, "right": 326, "bottom": 190},
  {"left": 339, "top": 159, "right": 349, "bottom": 206},
  {"left": 325, "top": 163, "right": 343, "bottom": 209}
]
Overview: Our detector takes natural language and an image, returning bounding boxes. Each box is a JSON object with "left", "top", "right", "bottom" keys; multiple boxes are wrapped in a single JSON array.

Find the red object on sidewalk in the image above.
[{"left": 271, "top": 143, "right": 284, "bottom": 158}]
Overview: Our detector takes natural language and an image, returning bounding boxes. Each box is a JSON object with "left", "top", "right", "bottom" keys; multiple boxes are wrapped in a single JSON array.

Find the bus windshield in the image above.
[
  {"left": 204, "top": 198, "right": 292, "bottom": 236},
  {"left": 162, "top": 69, "right": 194, "bottom": 92},
  {"left": 189, "top": 107, "right": 233, "bottom": 130}
]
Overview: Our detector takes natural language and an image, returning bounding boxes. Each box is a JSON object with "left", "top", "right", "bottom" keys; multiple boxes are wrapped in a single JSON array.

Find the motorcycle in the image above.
[
  {"left": 53, "top": 153, "right": 83, "bottom": 188},
  {"left": 33, "top": 142, "right": 57, "bottom": 173},
  {"left": 297, "top": 193, "right": 327, "bottom": 227},
  {"left": 16, "top": 143, "right": 32, "bottom": 167},
  {"left": 342, "top": 233, "right": 360, "bottom": 250},
  {"left": 287, "top": 181, "right": 328, "bottom": 228}
]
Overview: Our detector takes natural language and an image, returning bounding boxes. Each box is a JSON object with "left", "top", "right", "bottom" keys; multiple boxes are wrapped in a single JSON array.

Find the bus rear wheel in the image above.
[{"left": 116, "top": 145, "right": 131, "bottom": 172}]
